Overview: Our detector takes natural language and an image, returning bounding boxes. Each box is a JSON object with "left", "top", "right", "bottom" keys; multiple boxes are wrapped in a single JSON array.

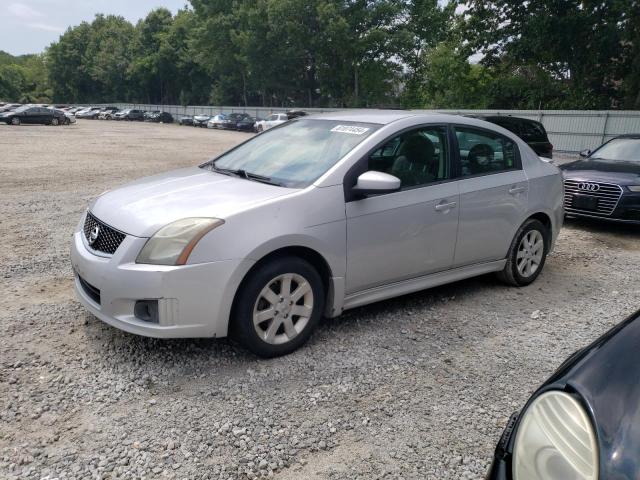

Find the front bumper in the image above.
[{"left": 70, "top": 228, "right": 251, "bottom": 338}]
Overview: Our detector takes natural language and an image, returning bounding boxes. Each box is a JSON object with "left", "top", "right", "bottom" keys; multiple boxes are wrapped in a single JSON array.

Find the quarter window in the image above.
[
  {"left": 368, "top": 126, "right": 450, "bottom": 189},
  {"left": 455, "top": 127, "right": 518, "bottom": 176}
]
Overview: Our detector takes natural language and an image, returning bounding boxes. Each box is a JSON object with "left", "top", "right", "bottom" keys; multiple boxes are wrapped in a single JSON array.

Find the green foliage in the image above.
[{"left": 3, "top": 1, "right": 639, "bottom": 109}]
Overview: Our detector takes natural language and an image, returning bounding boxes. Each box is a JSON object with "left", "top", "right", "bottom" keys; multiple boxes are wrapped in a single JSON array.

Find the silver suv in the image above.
[{"left": 71, "top": 111, "right": 564, "bottom": 357}]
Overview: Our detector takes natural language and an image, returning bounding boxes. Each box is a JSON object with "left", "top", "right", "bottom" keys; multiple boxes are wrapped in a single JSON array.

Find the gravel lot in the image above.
[{"left": 1, "top": 120, "right": 639, "bottom": 480}]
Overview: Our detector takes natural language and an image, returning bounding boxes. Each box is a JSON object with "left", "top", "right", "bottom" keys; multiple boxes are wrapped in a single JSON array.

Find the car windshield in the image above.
[
  {"left": 592, "top": 138, "right": 640, "bottom": 162},
  {"left": 206, "top": 119, "right": 379, "bottom": 187}
]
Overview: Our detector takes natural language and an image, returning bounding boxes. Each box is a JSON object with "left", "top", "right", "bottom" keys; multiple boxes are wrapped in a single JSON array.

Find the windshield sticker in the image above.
[{"left": 330, "top": 125, "right": 370, "bottom": 135}]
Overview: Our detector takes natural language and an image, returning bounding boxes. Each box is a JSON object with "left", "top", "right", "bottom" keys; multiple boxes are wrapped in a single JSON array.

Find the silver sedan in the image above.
[{"left": 70, "top": 111, "right": 564, "bottom": 357}]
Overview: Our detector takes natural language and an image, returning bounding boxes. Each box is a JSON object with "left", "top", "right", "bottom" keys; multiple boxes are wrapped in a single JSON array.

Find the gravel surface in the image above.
[{"left": 1, "top": 120, "right": 639, "bottom": 480}]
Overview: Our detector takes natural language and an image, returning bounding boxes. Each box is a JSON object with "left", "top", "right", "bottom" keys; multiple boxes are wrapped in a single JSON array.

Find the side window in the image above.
[
  {"left": 455, "top": 126, "right": 518, "bottom": 177},
  {"left": 368, "top": 126, "right": 450, "bottom": 189}
]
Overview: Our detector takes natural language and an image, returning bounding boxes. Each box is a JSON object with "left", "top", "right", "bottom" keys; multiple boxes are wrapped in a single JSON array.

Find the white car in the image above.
[{"left": 255, "top": 113, "right": 288, "bottom": 132}]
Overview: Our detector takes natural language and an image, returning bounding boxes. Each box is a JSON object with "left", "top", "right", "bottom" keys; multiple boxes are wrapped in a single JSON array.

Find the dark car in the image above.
[
  {"left": 114, "top": 109, "right": 145, "bottom": 121},
  {"left": 471, "top": 116, "right": 554, "bottom": 159},
  {"left": 0, "top": 105, "right": 66, "bottom": 126},
  {"left": 145, "top": 111, "right": 174, "bottom": 123},
  {"left": 193, "top": 114, "right": 211, "bottom": 127},
  {"left": 235, "top": 114, "right": 256, "bottom": 132},
  {"left": 286, "top": 109, "right": 308, "bottom": 120},
  {"left": 560, "top": 134, "right": 640, "bottom": 224},
  {"left": 179, "top": 115, "right": 194, "bottom": 126},
  {"left": 487, "top": 308, "right": 640, "bottom": 480},
  {"left": 219, "top": 112, "right": 249, "bottom": 130}
]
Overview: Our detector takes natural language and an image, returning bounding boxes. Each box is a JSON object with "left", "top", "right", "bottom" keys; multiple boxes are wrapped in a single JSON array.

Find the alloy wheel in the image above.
[
  {"left": 252, "top": 273, "right": 314, "bottom": 345},
  {"left": 516, "top": 230, "right": 544, "bottom": 278}
]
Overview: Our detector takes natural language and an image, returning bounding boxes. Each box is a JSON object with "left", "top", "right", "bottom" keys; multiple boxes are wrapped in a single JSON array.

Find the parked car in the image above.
[
  {"left": 487, "top": 308, "right": 640, "bottom": 480},
  {"left": 76, "top": 107, "right": 103, "bottom": 119},
  {"left": 98, "top": 108, "right": 120, "bottom": 120},
  {"left": 236, "top": 114, "right": 257, "bottom": 132},
  {"left": 286, "top": 109, "right": 308, "bottom": 120},
  {"left": 206, "top": 114, "right": 227, "bottom": 129},
  {"left": 114, "top": 109, "right": 145, "bottom": 121},
  {"left": 179, "top": 115, "right": 194, "bottom": 126},
  {"left": 219, "top": 112, "right": 250, "bottom": 130},
  {"left": 145, "top": 111, "right": 174, "bottom": 123},
  {"left": 50, "top": 108, "right": 75, "bottom": 125},
  {"left": 0, "top": 105, "right": 67, "bottom": 126},
  {"left": 255, "top": 113, "right": 288, "bottom": 132},
  {"left": 469, "top": 115, "right": 553, "bottom": 159},
  {"left": 193, "top": 114, "right": 211, "bottom": 127},
  {"left": 0, "top": 103, "right": 22, "bottom": 113},
  {"left": 560, "top": 134, "right": 640, "bottom": 224},
  {"left": 71, "top": 112, "right": 563, "bottom": 357}
]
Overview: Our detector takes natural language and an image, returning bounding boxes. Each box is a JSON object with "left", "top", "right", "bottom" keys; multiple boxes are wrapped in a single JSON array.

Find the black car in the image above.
[
  {"left": 472, "top": 116, "right": 554, "bottom": 159},
  {"left": 0, "top": 105, "right": 66, "bottom": 126},
  {"left": 286, "top": 109, "right": 308, "bottom": 120},
  {"left": 560, "top": 134, "right": 640, "bottom": 224},
  {"left": 235, "top": 114, "right": 256, "bottom": 132},
  {"left": 144, "top": 111, "right": 174, "bottom": 123},
  {"left": 488, "top": 308, "right": 640, "bottom": 480},
  {"left": 219, "top": 113, "right": 250, "bottom": 130},
  {"left": 179, "top": 115, "right": 194, "bottom": 126}
]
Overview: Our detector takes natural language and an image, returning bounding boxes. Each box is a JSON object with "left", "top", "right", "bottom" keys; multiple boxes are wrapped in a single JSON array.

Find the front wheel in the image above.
[
  {"left": 11, "top": 117, "right": 20, "bottom": 126},
  {"left": 497, "top": 219, "right": 549, "bottom": 286},
  {"left": 232, "top": 256, "right": 325, "bottom": 357}
]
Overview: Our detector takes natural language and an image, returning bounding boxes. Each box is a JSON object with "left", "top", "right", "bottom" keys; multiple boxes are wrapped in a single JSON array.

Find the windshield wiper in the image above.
[{"left": 211, "top": 165, "right": 283, "bottom": 186}]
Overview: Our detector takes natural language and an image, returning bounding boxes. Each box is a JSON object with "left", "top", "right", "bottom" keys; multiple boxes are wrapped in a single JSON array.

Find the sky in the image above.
[{"left": 1, "top": 0, "right": 189, "bottom": 56}]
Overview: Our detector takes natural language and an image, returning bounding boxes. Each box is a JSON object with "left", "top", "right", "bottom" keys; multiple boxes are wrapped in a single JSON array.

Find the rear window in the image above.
[{"left": 519, "top": 121, "right": 547, "bottom": 142}]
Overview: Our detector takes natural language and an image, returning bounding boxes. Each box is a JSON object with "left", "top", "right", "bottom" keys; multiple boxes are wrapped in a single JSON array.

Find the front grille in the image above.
[
  {"left": 83, "top": 212, "right": 126, "bottom": 255},
  {"left": 78, "top": 275, "right": 101, "bottom": 304},
  {"left": 563, "top": 180, "right": 623, "bottom": 217}
]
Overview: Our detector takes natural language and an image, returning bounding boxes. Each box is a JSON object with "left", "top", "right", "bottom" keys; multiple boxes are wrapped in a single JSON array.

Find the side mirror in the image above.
[
  {"left": 352, "top": 171, "right": 401, "bottom": 196},
  {"left": 579, "top": 149, "right": 591, "bottom": 158}
]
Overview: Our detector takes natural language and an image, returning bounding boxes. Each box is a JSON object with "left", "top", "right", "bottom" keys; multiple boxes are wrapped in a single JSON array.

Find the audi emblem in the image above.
[
  {"left": 578, "top": 182, "right": 600, "bottom": 192},
  {"left": 88, "top": 225, "right": 100, "bottom": 245}
]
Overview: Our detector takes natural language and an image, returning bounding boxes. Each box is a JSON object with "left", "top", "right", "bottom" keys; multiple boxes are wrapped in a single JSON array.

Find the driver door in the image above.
[{"left": 345, "top": 125, "right": 460, "bottom": 294}]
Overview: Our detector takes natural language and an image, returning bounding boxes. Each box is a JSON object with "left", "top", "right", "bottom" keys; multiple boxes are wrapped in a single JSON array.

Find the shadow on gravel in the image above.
[{"left": 564, "top": 216, "right": 640, "bottom": 237}]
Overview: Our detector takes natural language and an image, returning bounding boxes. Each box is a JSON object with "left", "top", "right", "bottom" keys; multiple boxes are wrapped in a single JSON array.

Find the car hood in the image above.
[
  {"left": 561, "top": 158, "right": 640, "bottom": 185},
  {"left": 194, "top": 115, "right": 209, "bottom": 121},
  {"left": 90, "top": 167, "right": 293, "bottom": 237},
  {"left": 539, "top": 309, "right": 640, "bottom": 478}
]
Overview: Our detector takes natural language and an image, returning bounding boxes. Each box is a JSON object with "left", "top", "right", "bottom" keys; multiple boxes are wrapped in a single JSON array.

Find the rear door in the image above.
[{"left": 452, "top": 125, "right": 529, "bottom": 267}]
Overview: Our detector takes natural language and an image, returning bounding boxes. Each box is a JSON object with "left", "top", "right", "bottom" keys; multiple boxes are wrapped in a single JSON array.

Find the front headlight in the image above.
[
  {"left": 136, "top": 218, "right": 224, "bottom": 266},
  {"left": 513, "top": 391, "right": 598, "bottom": 480},
  {"left": 628, "top": 185, "right": 640, "bottom": 192}
]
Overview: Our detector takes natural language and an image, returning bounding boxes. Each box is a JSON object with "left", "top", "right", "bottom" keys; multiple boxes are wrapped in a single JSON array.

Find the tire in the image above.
[
  {"left": 11, "top": 117, "right": 20, "bottom": 126},
  {"left": 63, "top": 117, "right": 70, "bottom": 126},
  {"left": 257, "top": 125, "right": 263, "bottom": 133},
  {"left": 51, "top": 117, "right": 59, "bottom": 126},
  {"left": 497, "top": 219, "right": 549, "bottom": 287},
  {"left": 232, "top": 256, "right": 325, "bottom": 357}
]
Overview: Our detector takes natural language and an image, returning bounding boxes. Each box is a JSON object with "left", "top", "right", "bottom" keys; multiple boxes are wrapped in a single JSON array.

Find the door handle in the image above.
[
  {"left": 435, "top": 201, "right": 457, "bottom": 212},
  {"left": 508, "top": 185, "right": 527, "bottom": 195}
]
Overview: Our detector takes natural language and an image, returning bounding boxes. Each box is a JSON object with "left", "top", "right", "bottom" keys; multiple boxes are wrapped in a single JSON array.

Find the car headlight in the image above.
[
  {"left": 136, "top": 218, "right": 224, "bottom": 266},
  {"left": 513, "top": 391, "right": 598, "bottom": 480},
  {"left": 628, "top": 185, "right": 640, "bottom": 192}
]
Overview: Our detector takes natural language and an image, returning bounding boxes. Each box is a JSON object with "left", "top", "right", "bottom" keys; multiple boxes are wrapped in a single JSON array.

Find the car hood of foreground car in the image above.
[
  {"left": 561, "top": 158, "right": 640, "bottom": 185},
  {"left": 90, "top": 167, "right": 294, "bottom": 237},
  {"left": 519, "top": 309, "right": 640, "bottom": 478}
]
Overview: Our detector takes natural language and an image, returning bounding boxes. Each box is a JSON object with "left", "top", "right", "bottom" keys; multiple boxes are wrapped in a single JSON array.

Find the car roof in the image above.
[{"left": 310, "top": 110, "right": 509, "bottom": 128}]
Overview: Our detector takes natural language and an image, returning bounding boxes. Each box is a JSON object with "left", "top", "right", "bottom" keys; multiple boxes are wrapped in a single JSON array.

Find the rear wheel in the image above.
[
  {"left": 497, "top": 219, "right": 549, "bottom": 286},
  {"left": 11, "top": 117, "right": 20, "bottom": 126},
  {"left": 232, "top": 256, "right": 325, "bottom": 357},
  {"left": 51, "top": 117, "right": 60, "bottom": 126}
]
